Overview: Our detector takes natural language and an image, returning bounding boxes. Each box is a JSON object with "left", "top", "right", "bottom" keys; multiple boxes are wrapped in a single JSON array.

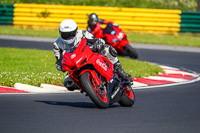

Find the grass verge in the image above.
[
  {"left": 1, "top": 26, "right": 200, "bottom": 47},
  {"left": 127, "top": 32, "right": 200, "bottom": 47},
  {"left": 0, "top": 26, "right": 59, "bottom": 38},
  {"left": 0, "top": 47, "right": 163, "bottom": 87}
]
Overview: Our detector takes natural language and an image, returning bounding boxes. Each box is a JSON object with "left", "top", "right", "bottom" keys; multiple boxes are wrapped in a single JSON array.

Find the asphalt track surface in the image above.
[{"left": 0, "top": 38, "right": 200, "bottom": 133}]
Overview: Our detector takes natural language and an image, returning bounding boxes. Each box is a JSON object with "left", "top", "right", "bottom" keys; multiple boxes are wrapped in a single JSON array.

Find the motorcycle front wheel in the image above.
[{"left": 81, "top": 72, "right": 110, "bottom": 109}]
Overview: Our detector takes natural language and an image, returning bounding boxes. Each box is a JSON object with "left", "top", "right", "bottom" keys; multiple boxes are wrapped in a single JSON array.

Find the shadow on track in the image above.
[{"left": 35, "top": 100, "right": 120, "bottom": 108}]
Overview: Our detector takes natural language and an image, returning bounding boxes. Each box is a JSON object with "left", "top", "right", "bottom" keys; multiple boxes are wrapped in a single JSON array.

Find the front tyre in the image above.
[
  {"left": 118, "top": 88, "right": 135, "bottom": 107},
  {"left": 80, "top": 72, "right": 110, "bottom": 109}
]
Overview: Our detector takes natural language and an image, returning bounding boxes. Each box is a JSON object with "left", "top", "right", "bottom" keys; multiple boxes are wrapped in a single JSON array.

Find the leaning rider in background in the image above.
[
  {"left": 87, "top": 13, "right": 119, "bottom": 38},
  {"left": 53, "top": 19, "right": 133, "bottom": 91}
]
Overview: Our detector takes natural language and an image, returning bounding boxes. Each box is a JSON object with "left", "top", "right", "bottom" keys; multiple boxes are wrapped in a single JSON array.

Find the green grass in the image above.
[
  {"left": 0, "top": 48, "right": 65, "bottom": 87},
  {"left": 127, "top": 32, "right": 200, "bottom": 47},
  {"left": 1, "top": 0, "right": 198, "bottom": 11},
  {"left": 0, "top": 47, "right": 163, "bottom": 87},
  {"left": 0, "top": 26, "right": 60, "bottom": 38},
  {"left": 118, "top": 57, "right": 163, "bottom": 78},
  {"left": 1, "top": 26, "right": 200, "bottom": 47}
]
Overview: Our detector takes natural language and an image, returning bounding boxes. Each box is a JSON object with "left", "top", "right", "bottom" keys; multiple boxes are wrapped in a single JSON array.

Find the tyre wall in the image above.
[
  {"left": 180, "top": 11, "right": 200, "bottom": 33},
  {"left": 0, "top": 4, "right": 14, "bottom": 25}
]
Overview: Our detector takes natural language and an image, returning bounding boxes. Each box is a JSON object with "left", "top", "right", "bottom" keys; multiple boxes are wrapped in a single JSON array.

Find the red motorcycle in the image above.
[
  {"left": 62, "top": 38, "right": 135, "bottom": 108},
  {"left": 103, "top": 24, "right": 138, "bottom": 59}
]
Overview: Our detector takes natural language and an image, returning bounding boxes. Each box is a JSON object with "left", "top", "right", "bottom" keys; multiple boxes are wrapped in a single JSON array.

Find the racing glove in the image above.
[
  {"left": 56, "top": 64, "right": 66, "bottom": 72},
  {"left": 56, "top": 64, "right": 62, "bottom": 71},
  {"left": 93, "top": 38, "right": 105, "bottom": 51}
]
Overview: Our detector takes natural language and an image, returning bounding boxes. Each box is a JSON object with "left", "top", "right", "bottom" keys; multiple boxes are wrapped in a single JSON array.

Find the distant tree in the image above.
[{"left": 198, "top": 0, "right": 200, "bottom": 11}]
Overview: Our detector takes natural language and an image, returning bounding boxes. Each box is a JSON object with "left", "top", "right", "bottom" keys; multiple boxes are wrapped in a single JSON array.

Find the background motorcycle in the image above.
[
  {"left": 62, "top": 38, "right": 135, "bottom": 108},
  {"left": 103, "top": 23, "right": 138, "bottom": 59}
]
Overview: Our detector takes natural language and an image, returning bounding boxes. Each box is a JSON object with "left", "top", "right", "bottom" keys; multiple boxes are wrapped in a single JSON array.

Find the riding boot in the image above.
[
  {"left": 64, "top": 73, "right": 78, "bottom": 91},
  {"left": 114, "top": 61, "right": 133, "bottom": 84}
]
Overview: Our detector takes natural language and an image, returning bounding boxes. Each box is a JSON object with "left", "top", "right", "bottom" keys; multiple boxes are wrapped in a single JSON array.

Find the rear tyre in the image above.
[
  {"left": 118, "top": 89, "right": 135, "bottom": 107},
  {"left": 124, "top": 44, "right": 138, "bottom": 59},
  {"left": 81, "top": 72, "right": 110, "bottom": 109}
]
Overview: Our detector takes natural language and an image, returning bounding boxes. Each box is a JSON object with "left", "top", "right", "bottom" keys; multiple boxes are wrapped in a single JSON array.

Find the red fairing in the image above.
[
  {"left": 62, "top": 38, "right": 114, "bottom": 87},
  {"left": 104, "top": 26, "right": 129, "bottom": 52},
  {"left": 62, "top": 57, "right": 75, "bottom": 71},
  {"left": 88, "top": 53, "right": 113, "bottom": 81}
]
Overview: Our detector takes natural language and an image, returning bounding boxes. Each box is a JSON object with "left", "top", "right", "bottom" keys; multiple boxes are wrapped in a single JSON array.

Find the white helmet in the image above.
[{"left": 59, "top": 19, "right": 78, "bottom": 50}]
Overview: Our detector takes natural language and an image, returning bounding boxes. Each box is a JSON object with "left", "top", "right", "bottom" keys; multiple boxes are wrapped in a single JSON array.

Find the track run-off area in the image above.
[{"left": 0, "top": 36, "right": 200, "bottom": 133}]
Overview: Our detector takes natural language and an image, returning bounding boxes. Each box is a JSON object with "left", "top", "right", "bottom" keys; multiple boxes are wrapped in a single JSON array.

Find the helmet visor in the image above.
[
  {"left": 60, "top": 32, "right": 75, "bottom": 40},
  {"left": 89, "top": 18, "right": 98, "bottom": 25},
  {"left": 60, "top": 27, "right": 77, "bottom": 40}
]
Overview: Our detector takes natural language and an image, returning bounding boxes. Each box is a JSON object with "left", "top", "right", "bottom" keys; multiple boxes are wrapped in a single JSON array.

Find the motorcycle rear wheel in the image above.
[
  {"left": 81, "top": 72, "right": 110, "bottom": 109},
  {"left": 118, "top": 89, "right": 135, "bottom": 107},
  {"left": 123, "top": 44, "right": 138, "bottom": 59}
]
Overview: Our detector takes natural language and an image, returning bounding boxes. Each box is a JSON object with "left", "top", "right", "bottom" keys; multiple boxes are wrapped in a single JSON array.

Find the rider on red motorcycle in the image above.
[
  {"left": 87, "top": 13, "right": 119, "bottom": 38},
  {"left": 87, "top": 14, "right": 138, "bottom": 59},
  {"left": 53, "top": 19, "right": 133, "bottom": 91}
]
